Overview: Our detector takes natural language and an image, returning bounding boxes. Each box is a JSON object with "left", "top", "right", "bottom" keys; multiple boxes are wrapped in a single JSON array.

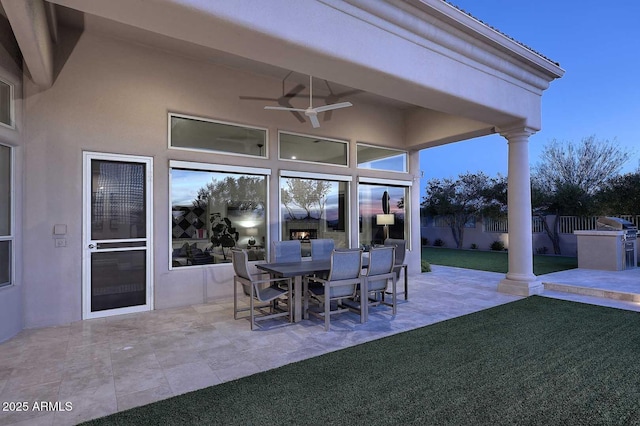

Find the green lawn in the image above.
[
  {"left": 422, "top": 246, "right": 578, "bottom": 275},
  {"left": 84, "top": 297, "right": 640, "bottom": 425}
]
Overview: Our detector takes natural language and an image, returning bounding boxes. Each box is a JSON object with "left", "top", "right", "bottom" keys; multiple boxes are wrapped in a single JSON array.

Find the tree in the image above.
[
  {"left": 421, "top": 172, "right": 491, "bottom": 249},
  {"left": 281, "top": 178, "right": 332, "bottom": 220},
  {"left": 533, "top": 135, "right": 630, "bottom": 196},
  {"left": 596, "top": 172, "right": 640, "bottom": 214},
  {"left": 197, "top": 176, "right": 266, "bottom": 212},
  {"left": 480, "top": 174, "right": 508, "bottom": 219},
  {"left": 531, "top": 135, "right": 630, "bottom": 254}
]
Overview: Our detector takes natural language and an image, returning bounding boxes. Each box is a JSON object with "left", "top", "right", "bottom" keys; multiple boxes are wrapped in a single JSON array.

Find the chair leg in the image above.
[
  {"left": 250, "top": 285, "right": 255, "bottom": 330},
  {"left": 233, "top": 278, "right": 238, "bottom": 320},
  {"left": 303, "top": 277, "right": 309, "bottom": 320},
  {"left": 324, "top": 284, "right": 330, "bottom": 332},
  {"left": 392, "top": 276, "right": 397, "bottom": 315},
  {"left": 288, "top": 278, "right": 293, "bottom": 323}
]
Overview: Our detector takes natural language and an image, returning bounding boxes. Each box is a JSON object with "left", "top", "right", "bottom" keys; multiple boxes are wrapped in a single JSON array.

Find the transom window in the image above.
[
  {"left": 169, "top": 161, "right": 269, "bottom": 268},
  {"left": 357, "top": 143, "right": 407, "bottom": 172},
  {"left": 169, "top": 113, "right": 267, "bottom": 158},
  {"left": 279, "top": 131, "right": 348, "bottom": 166},
  {"left": 0, "top": 79, "right": 13, "bottom": 128}
]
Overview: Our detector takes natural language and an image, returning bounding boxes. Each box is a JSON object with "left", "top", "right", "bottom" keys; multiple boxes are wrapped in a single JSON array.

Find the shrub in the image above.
[
  {"left": 490, "top": 240, "right": 505, "bottom": 251},
  {"left": 433, "top": 238, "right": 445, "bottom": 247},
  {"left": 470, "top": 243, "right": 478, "bottom": 250},
  {"left": 421, "top": 260, "right": 432, "bottom": 273},
  {"left": 421, "top": 238, "right": 430, "bottom": 247},
  {"left": 536, "top": 246, "right": 548, "bottom": 255}
]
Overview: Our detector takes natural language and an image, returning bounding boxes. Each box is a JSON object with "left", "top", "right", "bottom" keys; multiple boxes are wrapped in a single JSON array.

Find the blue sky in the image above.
[{"left": 420, "top": 0, "right": 640, "bottom": 198}]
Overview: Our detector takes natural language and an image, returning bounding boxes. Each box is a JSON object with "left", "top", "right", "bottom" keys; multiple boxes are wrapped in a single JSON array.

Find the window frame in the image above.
[
  {"left": 0, "top": 143, "right": 14, "bottom": 288},
  {"left": 356, "top": 142, "right": 408, "bottom": 173},
  {"left": 0, "top": 77, "right": 15, "bottom": 130},
  {"left": 168, "top": 113, "right": 268, "bottom": 159},
  {"left": 357, "top": 177, "right": 412, "bottom": 250},
  {"left": 278, "top": 130, "right": 349, "bottom": 168},
  {"left": 168, "top": 160, "right": 271, "bottom": 270},
  {"left": 278, "top": 170, "right": 352, "bottom": 253}
]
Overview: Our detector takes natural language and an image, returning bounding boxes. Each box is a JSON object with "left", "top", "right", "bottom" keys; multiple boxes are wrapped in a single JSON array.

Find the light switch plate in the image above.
[{"left": 53, "top": 224, "right": 67, "bottom": 235}]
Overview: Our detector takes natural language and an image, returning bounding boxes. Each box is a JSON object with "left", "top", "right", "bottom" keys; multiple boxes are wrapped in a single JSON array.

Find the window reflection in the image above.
[
  {"left": 279, "top": 132, "right": 348, "bottom": 166},
  {"left": 170, "top": 114, "right": 266, "bottom": 157},
  {"left": 280, "top": 177, "right": 348, "bottom": 256},
  {"left": 171, "top": 169, "right": 267, "bottom": 267},
  {"left": 357, "top": 144, "right": 407, "bottom": 172},
  {"left": 358, "top": 184, "right": 408, "bottom": 246}
]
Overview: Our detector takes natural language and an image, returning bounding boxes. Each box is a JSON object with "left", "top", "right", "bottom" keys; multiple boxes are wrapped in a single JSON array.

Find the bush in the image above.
[
  {"left": 490, "top": 240, "right": 505, "bottom": 251},
  {"left": 421, "top": 260, "right": 432, "bottom": 273},
  {"left": 536, "top": 246, "right": 548, "bottom": 255},
  {"left": 421, "top": 238, "right": 430, "bottom": 247},
  {"left": 433, "top": 238, "right": 445, "bottom": 247},
  {"left": 470, "top": 243, "right": 478, "bottom": 250}
]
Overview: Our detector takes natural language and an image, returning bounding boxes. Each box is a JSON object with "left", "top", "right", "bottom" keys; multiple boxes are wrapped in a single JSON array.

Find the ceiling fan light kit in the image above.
[{"left": 264, "top": 75, "right": 353, "bottom": 128}]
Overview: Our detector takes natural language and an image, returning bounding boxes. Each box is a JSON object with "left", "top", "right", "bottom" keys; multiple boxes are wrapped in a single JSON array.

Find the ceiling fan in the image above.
[
  {"left": 240, "top": 71, "right": 307, "bottom": 123},
  {"left": 264, "top": 75, "right": 353, "bottom": 128}
]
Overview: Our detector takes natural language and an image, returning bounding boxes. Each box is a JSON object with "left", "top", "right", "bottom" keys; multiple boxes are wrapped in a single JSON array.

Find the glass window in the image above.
[
  {"left": 170, "top": 114, "right": 266, "bottom": 157},
  {"left": 0, "top": 80, "right": 12, "bottom": 128},
  {"left": 170, "top": 167, "right": 267, "bottom": 267},
  {"left": 357, "top": 144, "right": 407, "bottom": 172},
  {"left": 280, "top": 176, "right": 349, "bottom": 257},
  {"left": 0, "top": 144, "right": 11, "bottom": 287},
  {"left": 279, "top": 132, "right": 348, "bottom": 166},
  {"left": 358, "top": 183, "right": 409, "bottom": 246}
]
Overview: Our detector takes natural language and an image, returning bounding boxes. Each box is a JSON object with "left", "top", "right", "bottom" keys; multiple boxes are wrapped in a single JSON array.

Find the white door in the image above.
[{"left": 82, "top": 152, "right": 153, "bottom": 319}]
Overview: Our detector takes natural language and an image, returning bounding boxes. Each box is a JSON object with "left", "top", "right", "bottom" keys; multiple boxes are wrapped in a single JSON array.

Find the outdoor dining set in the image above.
[{"left": 231, "top": 238, "right": 407, "bottom": 331}]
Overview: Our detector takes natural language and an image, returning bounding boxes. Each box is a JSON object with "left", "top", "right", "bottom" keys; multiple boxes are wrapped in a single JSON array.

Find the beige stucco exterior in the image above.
[{"left": 0, "top": 0, "right": 563, "bottom": 340}]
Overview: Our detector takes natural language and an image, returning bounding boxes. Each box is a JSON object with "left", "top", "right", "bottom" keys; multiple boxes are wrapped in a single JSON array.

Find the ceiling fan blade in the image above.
[
  {"left": 264, "top": 106, "right": 307, "bottom": 112},
  {"left": 283, "top": 84, "right": 306, "bottom": 98},
  {"left": 314, "top": 102, "right": 353, "bottom": 113},
  {"left": 309, "top": 114, "right": 320, "bottom": 128},
  {"left": 239, "top": 96, "right": 278, "bottom": 101}
]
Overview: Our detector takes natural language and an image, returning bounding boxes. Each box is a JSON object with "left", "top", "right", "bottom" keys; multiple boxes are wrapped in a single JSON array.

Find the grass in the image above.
[
  {"left": 83, "top": 297, "right": 640, "bottom": 425},
  {"left": 422, "top": 246, "right": 578, "bottom": 275}
]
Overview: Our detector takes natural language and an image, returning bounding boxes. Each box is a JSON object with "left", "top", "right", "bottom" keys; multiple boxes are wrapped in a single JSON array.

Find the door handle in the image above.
[{"left": 88, "top": 244, "right": 95, "bottom": 249}]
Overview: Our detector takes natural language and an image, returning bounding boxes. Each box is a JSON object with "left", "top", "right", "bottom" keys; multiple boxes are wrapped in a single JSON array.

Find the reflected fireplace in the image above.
[{"left": 289, "top": 229, "right": 317, "bottom": 241}]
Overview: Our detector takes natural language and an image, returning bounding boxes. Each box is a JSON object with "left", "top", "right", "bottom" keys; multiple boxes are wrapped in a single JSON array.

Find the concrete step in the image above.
[{"left": 543, "top": 281, "right": 640, "bottom": 303}]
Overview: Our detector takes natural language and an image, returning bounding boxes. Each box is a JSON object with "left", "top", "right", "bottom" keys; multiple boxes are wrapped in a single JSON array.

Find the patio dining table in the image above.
[
  {"left": 256, "top": 257, "right": 408, "bottom": 323},
  {"left": 256, "top": 259, "right": 331, "bottom": 322}
]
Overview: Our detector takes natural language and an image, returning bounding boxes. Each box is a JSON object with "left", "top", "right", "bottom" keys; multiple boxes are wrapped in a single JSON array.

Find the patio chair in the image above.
[
  {"left": 310, "top": 238, "right": 335, "bottom": 283},
  {"left": 305, "top": 248, "right": 364, "bottom": 331},
  {"left": 231, "top": 248, "right": 292, "bottom": 330},
  {"left": 384, "top": 238, "right": 406, "bottom": 282},
  {"left": 272, "top": 240, "right": 302, "bottom": 262},
  {"left": 363, "top": 246, "right": 397, "bottom": 315},
  {"left": 311, "top": 239, "right": 334, "bottom": 260}
]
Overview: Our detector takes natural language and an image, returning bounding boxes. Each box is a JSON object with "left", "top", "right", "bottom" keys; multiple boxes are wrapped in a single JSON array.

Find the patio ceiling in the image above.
[{"left": 6, "top": 0, "right": 563, "bottom": 149}]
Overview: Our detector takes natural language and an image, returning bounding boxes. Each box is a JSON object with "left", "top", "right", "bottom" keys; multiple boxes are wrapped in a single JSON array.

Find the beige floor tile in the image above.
[
  {"left": 1, "top": 265, "right": 637, "bottom": 424},
  {"left": 163, "top": 361, "right": 222, "bottom": 395},
  {"left": 116, "top": 383, "right": 174, "bottom": 412}
]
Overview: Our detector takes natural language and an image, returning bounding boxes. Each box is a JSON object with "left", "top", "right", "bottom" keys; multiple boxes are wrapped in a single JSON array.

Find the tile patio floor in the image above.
[{"left": 1, "top": 265, "right": 639, "bottom": 425}]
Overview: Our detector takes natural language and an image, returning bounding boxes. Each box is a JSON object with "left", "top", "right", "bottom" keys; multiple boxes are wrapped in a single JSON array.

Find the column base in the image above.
[{"left": 498, "top": 278, "right": 544, "bottom": 297}]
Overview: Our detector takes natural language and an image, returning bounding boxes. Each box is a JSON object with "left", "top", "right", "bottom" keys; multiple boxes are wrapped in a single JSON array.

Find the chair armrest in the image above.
[{"left": 251, "top": 275, "right": 292, "bottom": 286}]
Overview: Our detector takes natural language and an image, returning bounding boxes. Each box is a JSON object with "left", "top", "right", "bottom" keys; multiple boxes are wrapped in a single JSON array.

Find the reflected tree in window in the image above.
[
  {"left": 171, "top": 169, "right": 267, "bottom": 267},
  {"left": 281, "top": 178, "right": 331, "bottom": 220},
  {"left": 197, "top": 176, "right": 266, "bottom": 212}
]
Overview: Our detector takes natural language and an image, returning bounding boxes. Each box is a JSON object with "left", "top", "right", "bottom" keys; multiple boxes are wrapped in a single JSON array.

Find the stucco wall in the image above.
[{"left": 21, "top": 28, "right": 418, "bottom": 328}]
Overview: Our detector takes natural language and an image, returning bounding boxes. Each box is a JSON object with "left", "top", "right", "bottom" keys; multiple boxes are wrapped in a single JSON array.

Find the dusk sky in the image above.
[{"left": 420, "top": 0, "right": 640, "bottom": 199}]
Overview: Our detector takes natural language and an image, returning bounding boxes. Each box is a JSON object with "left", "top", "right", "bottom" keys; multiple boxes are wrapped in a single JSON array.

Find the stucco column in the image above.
[{"left": 498, "top": 128, "right": 543, "bottom": 296}]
